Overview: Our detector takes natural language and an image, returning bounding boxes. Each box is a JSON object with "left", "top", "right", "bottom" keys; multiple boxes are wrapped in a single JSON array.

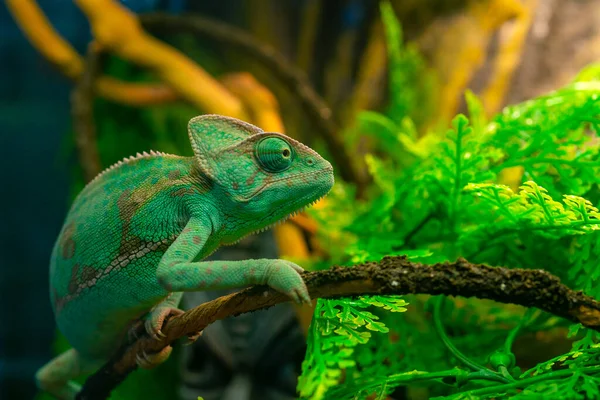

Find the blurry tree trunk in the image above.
[{"left": 505, "top": 0, "right": 600, "bottom": 104}]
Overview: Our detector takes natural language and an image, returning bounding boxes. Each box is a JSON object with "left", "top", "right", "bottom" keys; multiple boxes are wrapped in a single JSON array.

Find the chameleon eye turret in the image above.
[{"left": 255, "top": 136, "right": 294, "bottom": 172}]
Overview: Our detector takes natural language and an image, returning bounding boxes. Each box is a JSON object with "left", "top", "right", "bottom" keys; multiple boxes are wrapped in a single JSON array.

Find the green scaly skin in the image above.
[{"left": 36, "top": 115, "right": 334, "bottom": 399}]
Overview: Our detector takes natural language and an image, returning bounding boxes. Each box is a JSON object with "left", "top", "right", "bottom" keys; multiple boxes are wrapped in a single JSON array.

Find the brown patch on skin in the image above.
[
  {"left": 168, "top": 170, "right": 181, "bottom": 180},
  {"left": 187, "top": 164, "right": 213, "bottom": 194},
  {"left": 212, "top": 276, "right": 224, "bottom": 286},
  {"left": 118, "top": 236, "right": 143, "bottom": 261},
  {"left": 68, "top": 264, "right": 81, "bottom": 294},
  {"left": 53, "top": 289, "right": 67, "bottom": 314},
  {"left": 157, "top": 241, "right": 171, "bottom": 253},
  {"left": 117, "top": 189, "right": 136, "bottom": 243},
  {"left": 193, "top": 236, "right": 202, "bottom": 244},
  {"left": 232, "top": 182, "right": 239, "bottom": 190},
  {"left": 170, "top": 187, "right": 196, "bottom": 198},
  {"left": 60, "top": 223, "right": 76, "bottom": 259},
  {"left": 222, "top": 264, "right": 228, "bottom": 271},
  {"left": 81, "top": 266, "right": 97, "bottom": 285},
  {"left": 206, "top": 268, "right": 213, "bottom": 275},
  {"left": 245, "top": 169, "right": 259, "bottom": 186}
]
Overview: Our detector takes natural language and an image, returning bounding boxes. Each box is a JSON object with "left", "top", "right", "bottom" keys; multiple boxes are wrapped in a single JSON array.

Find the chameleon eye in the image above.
[{"left": 255, "top": 137, "right": 294, "bottom": 172}]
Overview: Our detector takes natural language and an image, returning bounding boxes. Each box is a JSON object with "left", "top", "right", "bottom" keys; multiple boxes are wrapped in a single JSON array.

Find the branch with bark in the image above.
[
  {"left": 76, "top": 255, "right": 600, "bottom": 400},
  {"left": 5, "top": 0, "right": 176, "bottom": 105},
  {"left": 71, "top": 43, "right": 103, "bottom": 181}
]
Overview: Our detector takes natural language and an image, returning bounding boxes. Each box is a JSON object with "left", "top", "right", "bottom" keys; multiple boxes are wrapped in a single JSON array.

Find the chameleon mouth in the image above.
[{"left": 239, "top": 167, "right": 333, "bottom": 201}]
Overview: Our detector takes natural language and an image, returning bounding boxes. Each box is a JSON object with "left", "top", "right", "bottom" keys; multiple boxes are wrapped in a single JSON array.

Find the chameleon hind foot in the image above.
[
  {"left": 182, "top": 330, "right": 203, "bottom": 346},
  {"left": 135, "top": 346, "right": 172, "bottom": 369},
  {"left": 145, "top": 306, "right": 185, "bottom": 340},
  {"left": 143, "top": 305, "right": 203, "bottom": 345}
]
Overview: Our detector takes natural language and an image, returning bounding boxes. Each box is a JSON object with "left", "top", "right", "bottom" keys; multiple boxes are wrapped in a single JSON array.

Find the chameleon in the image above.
[{"left": 36, "top": 115, "right": 334, "bottom": 399}]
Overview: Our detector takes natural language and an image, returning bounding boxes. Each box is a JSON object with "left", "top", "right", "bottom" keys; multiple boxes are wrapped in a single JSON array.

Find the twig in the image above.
[
  {"left": 72, "top": 43, "right": 103, "bottom": 182},
  {"left": 139, "top": 12, "right": 367, "bottom": 192},
  {"left": 77, "top": 255, "right": 600, "bottom": 399},
  {"left": 400, "top": 210, "right": 436, "bottom": 247}
]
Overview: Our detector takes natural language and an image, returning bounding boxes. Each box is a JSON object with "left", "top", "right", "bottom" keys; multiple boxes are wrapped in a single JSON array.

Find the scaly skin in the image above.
[{"left": 36, "top": 115, "right": 334, "bottom": 399}]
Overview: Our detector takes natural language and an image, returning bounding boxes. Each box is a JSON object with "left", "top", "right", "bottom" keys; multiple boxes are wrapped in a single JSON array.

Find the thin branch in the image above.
[
  {"left": 77, "top": 255, "right": 600, "bottom": 399},
  {"left": 72, "top": 43, "right": 102, "bottom": 181}
]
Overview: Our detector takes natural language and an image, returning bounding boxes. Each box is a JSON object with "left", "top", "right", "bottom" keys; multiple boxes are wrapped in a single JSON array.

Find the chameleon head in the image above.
[{"left": 188, "top": 115, "right": 334, "bottom": 234}]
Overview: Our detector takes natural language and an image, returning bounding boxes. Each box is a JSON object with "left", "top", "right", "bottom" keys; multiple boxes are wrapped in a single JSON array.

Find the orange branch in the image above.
[
  {"left": 6, "top": 0, "right": 83, "bottom": 79},
  {"left": 481, "top": 0, "right": 536, "bottom": 115},
  {"left": 95, "top": 77, "right": 178, "bottom": 105},
  {"left": 75, "top": 0, "right": 247, "bottom": 118},
  {"left": 5, "top": 0, "right": 177, "bottom": 106}
]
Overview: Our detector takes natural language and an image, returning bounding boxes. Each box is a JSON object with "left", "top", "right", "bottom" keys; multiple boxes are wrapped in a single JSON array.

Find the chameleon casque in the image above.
[{"left": 37, "top": 115, "right": 334, "bottom": 399}]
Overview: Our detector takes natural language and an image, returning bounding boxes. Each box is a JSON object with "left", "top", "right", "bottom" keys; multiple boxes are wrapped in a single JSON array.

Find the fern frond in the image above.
[
  {"left": 463, "top": 181, "right": 600, "bottom": 241},
  {"left": 298, "top": 297, "right": 408, "bottom": 400},
  {"left": 491, "top": 82, "right": 600, "bottom": 197}
]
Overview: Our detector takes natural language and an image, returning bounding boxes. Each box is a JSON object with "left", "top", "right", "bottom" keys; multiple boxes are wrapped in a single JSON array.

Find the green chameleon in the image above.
[{"left": 37, "top": 115, "right": 334, "bottom": 399}]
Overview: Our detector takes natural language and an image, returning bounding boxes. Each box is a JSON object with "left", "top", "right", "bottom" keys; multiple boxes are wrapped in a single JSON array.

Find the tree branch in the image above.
[
  {"left": 72, "top": 43, "right": 103, "bottom": 181},
  {"left": 77, "top": 255, "right": 600, "bottom": 400},
  {"left": 74, "top": 0, "right": 247, "bottom": 119},
  {"left": 5, "top": 0, "right": 177, "bottom": 106}
]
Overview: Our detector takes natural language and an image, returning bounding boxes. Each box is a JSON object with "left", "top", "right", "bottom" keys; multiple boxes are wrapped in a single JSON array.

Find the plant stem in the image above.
[
  {"left": 504, "top": 308, "right": 535, "bottom": 354},
  {"left": 433, "top": 297, "right": 504, "bottom": 379},
  {"left": 457, "top": 365, "right": 600, "bottom": 397},
  {"left": 328, "top": 367, "right": 508, "bottom": 398}
]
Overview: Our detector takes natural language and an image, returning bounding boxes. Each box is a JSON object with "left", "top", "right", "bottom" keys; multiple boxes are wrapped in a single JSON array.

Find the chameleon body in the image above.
[{"left": 36, "top": 115, "right": 334, "bottom": 399}]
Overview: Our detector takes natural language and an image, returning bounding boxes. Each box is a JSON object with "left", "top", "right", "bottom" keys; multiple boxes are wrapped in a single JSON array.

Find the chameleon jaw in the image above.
[{"left": 220, "top": 195, "right": 326, "bottom": 247}]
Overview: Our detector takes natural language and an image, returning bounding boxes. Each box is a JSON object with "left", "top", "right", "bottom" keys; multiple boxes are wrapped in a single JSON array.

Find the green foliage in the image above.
[
  {"left": 490, "top": 82, "right": 600, "bottom": 198},
  {"left": 300, "top": 5, "right": 600, "bottom": 399},
  {"left": 380, "top": 0, "right": 437, "bottom": 128},
  {"left": 298, "top": 295, "right": 408, "bottom": 400}
]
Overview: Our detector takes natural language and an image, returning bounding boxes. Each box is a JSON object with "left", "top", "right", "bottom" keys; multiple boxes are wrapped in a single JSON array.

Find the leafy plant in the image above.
[
  {"left": 298, "top": 2, "right": 600, "bottom": 399},
  {"left": 298, "top": 296, "right": 408, "bottom": 400}
]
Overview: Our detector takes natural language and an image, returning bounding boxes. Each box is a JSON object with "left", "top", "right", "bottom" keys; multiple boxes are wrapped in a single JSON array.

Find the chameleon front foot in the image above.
[
  {"left": 135, "top": 346, "right": 173, "bottom": 369},
  {"left": 265, "top": 260, "right": 311, "bottom": 305}
]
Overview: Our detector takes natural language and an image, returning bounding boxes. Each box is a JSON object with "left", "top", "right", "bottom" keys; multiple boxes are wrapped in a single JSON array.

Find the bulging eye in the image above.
[{"left": 256, "top": 137, "right": 294, "bottom": 172}]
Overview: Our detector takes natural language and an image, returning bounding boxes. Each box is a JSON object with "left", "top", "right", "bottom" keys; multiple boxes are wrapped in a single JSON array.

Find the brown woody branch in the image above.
[
  {"left": 77, "top": 255, "right": 600, "bottom": 400},
  {"left": 72, "top": 43, "right": 103, "bottom": 181}
]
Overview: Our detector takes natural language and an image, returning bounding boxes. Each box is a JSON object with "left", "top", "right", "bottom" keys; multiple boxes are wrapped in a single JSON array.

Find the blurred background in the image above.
[{"left": 1, "top": 0, "right": 599, "bottom": 399}]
